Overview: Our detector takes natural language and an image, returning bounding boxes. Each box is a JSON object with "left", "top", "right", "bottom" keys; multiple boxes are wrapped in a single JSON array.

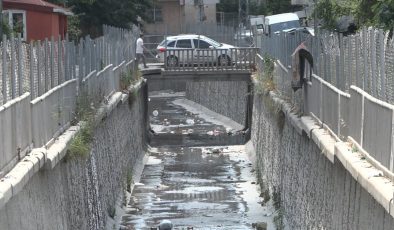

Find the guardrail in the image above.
[{"left": 163, "top": 47, "right": 259, "bottom": 72}]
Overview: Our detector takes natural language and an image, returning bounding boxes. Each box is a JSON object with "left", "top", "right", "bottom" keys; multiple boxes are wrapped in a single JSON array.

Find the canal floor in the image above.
[{"left": 120, "top": 93, "right": 275, "bottom": 229}]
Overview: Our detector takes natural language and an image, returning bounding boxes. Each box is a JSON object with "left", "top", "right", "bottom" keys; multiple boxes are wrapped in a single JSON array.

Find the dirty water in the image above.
[
  {"left": 147, "top": 92, "right": 247, "bottom": 147},
  {"left": 119, "top": 92, "right": 275, "bottom": 229}
]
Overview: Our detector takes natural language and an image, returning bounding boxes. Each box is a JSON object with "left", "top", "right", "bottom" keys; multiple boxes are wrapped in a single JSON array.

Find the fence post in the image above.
[
  {"left": 379, "top": 30, "right": 386, "bottom": 101},
  {"left": 29, "top": 40, "right": 34, "bottom": 99},
  {"left": 50, "top": 36, "right": 55, "bottom": 88},
  {"left": 355, "top": 35, "right": 360, "bottom": 87},
  {"left": 371, "top": 29, "right": 377, "bottom": 97},
  {"left": 362, "top": 28, "right": 368, "bottom": 91},
  {"left": 10, "top": 35, "right": 16, "bottom": 99},
  {"left": 37, "top": 41, "right": 42, "bottom": 96},
  {"left": 58, "top": 36, "right": 62, "bottom": 84},
  {"left": 2, "top": 35, "right": 7, "bottom": 103},
  {"left": 17, "top": 34, "right": 22, "bottom": 97}
]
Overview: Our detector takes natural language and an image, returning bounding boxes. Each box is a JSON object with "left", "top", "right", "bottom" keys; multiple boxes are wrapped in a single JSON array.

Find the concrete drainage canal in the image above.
[{"left": 118, "top": 78, "right": 276, "bottom": 230}]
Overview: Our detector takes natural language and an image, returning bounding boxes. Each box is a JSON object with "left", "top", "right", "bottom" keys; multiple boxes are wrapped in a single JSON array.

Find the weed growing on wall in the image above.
[
  {"left": 67, "top": 94, "right": 95, "bottom": 159},
  {"left": 126, "top": 168, "right": 133, "bottom": 193},
  {"left": 272, "top": 187, "right": 285, "bottom": 230},
  {"left": 120, "top": 70, "right": 141, "bottom": 91},
  {"left": 255, "top": 54, "right": 276, "bottom": 94}
]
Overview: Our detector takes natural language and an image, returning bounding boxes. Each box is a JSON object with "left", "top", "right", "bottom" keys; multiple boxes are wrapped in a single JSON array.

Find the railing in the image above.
[
  {"left": 257, "top": 51, "right": 394, "bottom": 173},
  {"left": 257, "top": 28, "right": 394, "bottom": 105},
  {"left": 0, "top": 25, "right": 139, "bottom": 175},
  {"left": 163, "top": 47, "right": 259, "bottom": 72}
]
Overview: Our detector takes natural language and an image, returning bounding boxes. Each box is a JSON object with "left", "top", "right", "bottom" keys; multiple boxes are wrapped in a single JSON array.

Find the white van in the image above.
[
  {"left": 265, "top": 13, "right": 300, "bottom": 34},
  {"left": 250, "top": 16, "right": 265, "bottom": 34}
]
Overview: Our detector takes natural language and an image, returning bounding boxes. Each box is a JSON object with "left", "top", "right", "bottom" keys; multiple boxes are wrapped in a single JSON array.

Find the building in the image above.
[
  {"left": 144, "top": 0, "right": 220, "bottom": 35},
  {"left": 3, "top": 0, "right": 72, "bottom": 42}
]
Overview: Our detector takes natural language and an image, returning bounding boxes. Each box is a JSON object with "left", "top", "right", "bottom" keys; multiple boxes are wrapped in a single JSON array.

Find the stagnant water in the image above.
[{"left": 119, "top": 92, "right": 275, "bottom": 229}]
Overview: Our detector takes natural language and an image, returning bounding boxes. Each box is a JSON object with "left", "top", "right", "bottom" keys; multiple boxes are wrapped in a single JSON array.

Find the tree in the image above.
[
  {"left": 314, "top": 0, "right": 394, "bottom": 31},
  {"left": 371, "top": 0, "right": 394, "bottom": 30},
  {"left": 46, "top": 0, "right": 152, "bottom": 37}
]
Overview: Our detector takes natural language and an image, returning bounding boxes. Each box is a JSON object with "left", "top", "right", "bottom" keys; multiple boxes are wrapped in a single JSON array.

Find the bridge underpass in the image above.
[{"left": 118, "top": 67, "right": 275, "bottom": 229}]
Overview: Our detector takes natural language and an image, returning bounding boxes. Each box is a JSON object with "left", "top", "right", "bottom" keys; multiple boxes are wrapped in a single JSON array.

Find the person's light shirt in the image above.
[{"left": 136, "top": 38, "right": 144, "bottom": 54}]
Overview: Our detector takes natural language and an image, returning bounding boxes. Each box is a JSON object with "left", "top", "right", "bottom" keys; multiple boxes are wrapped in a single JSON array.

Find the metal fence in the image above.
[
  {"left": 0, "top": 25, "right": 139, "bottom": 174},
  {"left": 257, "top": 28, "right": 394, "bottom": 104},
  {"left": 163, "top": 47, "right": 258, "bottom": 72},
  {"left": 256, "top": 28, "right": 394, "bottom": 173}
]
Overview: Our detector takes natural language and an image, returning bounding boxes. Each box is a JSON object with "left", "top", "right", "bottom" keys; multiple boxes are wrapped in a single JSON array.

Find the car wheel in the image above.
[
  {"left": 218, "top": 55, "right": 231, "bottom": 66},
  {"left": 167, "top": 55, "right": 178, "bottom": 67}
]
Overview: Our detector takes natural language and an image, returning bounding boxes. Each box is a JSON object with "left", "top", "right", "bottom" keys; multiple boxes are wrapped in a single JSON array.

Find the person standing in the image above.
[{"left": 136, "top": 33, "right": 148, "bottom": 68}]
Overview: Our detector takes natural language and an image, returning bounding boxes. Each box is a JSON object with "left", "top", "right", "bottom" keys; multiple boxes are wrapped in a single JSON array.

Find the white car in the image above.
[{"left": 156, "top": 34, "right": 236, "bottom": 67}]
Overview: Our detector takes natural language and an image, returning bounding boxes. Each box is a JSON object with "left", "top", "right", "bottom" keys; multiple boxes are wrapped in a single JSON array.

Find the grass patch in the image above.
[
  {"left": 67, "top": 94, "right": 96, "bottom": 159},
  {"left": 255, "top": 54, "right": 276, "bottom": 94},
  {"left": 126, "top": 169, "right": 133, "bottom": 193},
  {"left": 272, "top": 187, "right": 284, "bottom": 230},
  {"left": 120, "top": 70, "right": 141, "bottom": 91}
]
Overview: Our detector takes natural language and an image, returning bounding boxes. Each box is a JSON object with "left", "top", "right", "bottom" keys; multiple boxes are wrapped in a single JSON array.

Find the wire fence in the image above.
[
  {"left": 0, "top": 25, "right": 139, "bottom": 174},
  {"left": 256, "top": 28, "right": 394, "bottom": 173},
  {"left": 257, "top": 28, "right": 394, "bottom": 104},
  {"left": 0, "top": 25, "right": 139, "bottom": 106}
]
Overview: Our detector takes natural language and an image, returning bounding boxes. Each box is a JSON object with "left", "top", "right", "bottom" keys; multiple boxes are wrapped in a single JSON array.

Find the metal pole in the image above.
[{"left": 0, "top": 0, "right": 3, "bottom": 38}]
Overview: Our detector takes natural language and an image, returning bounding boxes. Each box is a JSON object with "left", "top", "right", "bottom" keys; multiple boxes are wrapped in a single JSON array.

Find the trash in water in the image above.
[
  {"left": 152, "top": 110, "right": 159, "bottom": 117},
  {"left": 186, "top": 119, "right": 195, "bottom": 125},
  {"left": 187, "top": 129, "right": 194, "bottom": 134}
]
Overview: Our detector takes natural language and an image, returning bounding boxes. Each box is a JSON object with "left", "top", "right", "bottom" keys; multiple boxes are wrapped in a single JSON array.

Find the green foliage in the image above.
[
  {"left": 371, "top": 0, "right": 394, "bottom": 30},
  {"left": 66, "top": 0, "right": 152, "bottom": 37},
  {"left": 217, "top": 0, "right": 239, "bottom": 13},
  {"left": 314, "top": 0, "right": 394, "bottom": 31},
  {"left": 67, "top": 122, "right": 93, "bottom": 158},
  {"left": 67, "top": 15, "right": 82, "bottom": 41},
  {"left": 266, "top": 0, "right": 293, "bottom": 15},
  {"left": 217, "top": 0, "right": 292, "bottom": 15},
  {"left": 67, "top": 94, "right": 95, "bottom": 159},
  {"left": 272, "top": 188, "right": 284, "bottom": 230},
  {"left": 126, "top": 169, "right": 133, "bottom": 193},
  {"left": 120, "top": 70, "right": 141, "bottom": 90},
  {"left": 255, "top": 54, "right": 276, "bottom": 94},
  {"left": 2, "top": 21, "right": 13, "bottom": 38}
]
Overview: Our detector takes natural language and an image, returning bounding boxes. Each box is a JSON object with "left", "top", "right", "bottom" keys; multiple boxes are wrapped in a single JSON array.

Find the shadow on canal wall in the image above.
[
  {"left": 0, "top": 82, "right": 148, "bottom": 230},
  {"left": 250, "top": 86, "right": 394, "bottom": 229},
  {"left": 185, "top": 81, "right": 249, "bottom": 126}
]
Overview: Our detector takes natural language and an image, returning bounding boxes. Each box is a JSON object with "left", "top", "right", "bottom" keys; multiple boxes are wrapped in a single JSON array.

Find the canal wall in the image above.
[
  {"left": 0, "top": 82, "right": 147, "bottom": 230},
  {"left": 249, "top": 79, "right": 394, "bottom": 229},
  {"left": 185, "top": 81, "right": 248, "bottom": 126}
]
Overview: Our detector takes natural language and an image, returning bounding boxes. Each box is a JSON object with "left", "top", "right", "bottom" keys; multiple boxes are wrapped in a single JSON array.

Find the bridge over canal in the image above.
[{"left": 0, "top": 25, "right": 393, "bottom": 230}]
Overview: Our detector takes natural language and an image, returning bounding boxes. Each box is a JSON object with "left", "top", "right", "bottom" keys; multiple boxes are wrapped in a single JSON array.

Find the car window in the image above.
[
  {"left": 159, "top": 40, "right": 176, "bottom": 47},
  {"left": 167, "top": 41, "right": 175, "bottom": 47},
  {"left": 176, "top": 39, "right": 192, "bottom": 48},
  {"left": 202, "top": 37, "right": 221, "bottom": 47},
  {"left": 193, "top": 39, "right": 211, "bottom": 49}
]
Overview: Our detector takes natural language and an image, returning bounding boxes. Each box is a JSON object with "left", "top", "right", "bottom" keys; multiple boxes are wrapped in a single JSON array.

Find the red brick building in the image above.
[{"left": 3, "top": 0, "right": 72, "bottom": 42}]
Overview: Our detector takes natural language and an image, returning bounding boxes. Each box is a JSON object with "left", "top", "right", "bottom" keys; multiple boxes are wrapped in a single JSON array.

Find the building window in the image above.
[
  {"left": 148, "top": 5, "right": 163, "bottom": 23},
  {"left": 3, "top": 10, "right": 27, "bottom": 41}
]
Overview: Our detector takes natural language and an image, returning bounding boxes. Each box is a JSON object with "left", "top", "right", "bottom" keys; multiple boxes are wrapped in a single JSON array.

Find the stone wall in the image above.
[
  {"left": 251, "top": 92, "right": 394, "bottom": 229},
  {"left": 185, "top": 80, "right": 248, "bottom": 126},
  {"left": 0, "top": 84, "right": 147, "bottom": 230}
]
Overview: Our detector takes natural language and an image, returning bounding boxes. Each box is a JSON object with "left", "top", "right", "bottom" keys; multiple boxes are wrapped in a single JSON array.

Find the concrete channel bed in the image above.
[{"left": 119, "top": 92, "right": 275, "bottom": 229}]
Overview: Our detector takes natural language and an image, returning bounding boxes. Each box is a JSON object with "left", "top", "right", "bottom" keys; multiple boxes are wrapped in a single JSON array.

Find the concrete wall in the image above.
[
  {"left": 0, "top": 84, "right": 147, "bottom": 230},
  {"left": 185, "top": 80, "right": 248, "bottom": 126},
  {"left": 251, "top": 92, "right": 394, "bottom": 229}
]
